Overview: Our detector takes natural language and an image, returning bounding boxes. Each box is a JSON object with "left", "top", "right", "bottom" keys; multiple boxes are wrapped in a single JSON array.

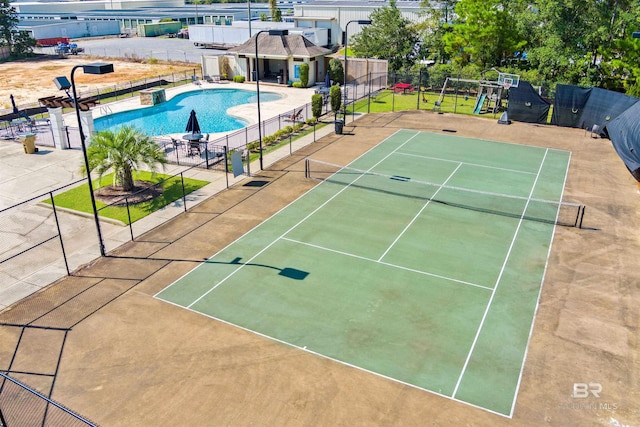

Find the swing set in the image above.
[{"left": 433, "top": 72, "right": 520, "bottom": 115}]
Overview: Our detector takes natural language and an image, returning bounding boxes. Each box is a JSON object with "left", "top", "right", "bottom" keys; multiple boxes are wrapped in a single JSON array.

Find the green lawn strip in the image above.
[
  {"left": 43, "top": 170, "right": 209, "bottom": 224},
  {"left": 351, "top": 90, "right": 500, "bottom": 117}
]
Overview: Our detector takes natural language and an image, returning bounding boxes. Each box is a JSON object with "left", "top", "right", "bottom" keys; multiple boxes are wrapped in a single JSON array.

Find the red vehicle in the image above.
[{"left": 36, "top": 37, "right": 70, "bottom": 47}]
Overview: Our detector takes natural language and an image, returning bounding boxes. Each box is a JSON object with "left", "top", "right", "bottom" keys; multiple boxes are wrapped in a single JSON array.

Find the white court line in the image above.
[
  {"left": 508, "top": 150, "right": 572, "bottom": 417},
  {"left": 395, "top": 151, "right": 538, "bottom": 175},
  {"left": 377, "top": 163, "right": 463, "bottom": 262},
  {"left": 185, "top": 131, "right": 423, "bottom": 308},
  {"left": 281, "top": 237, "right": 492, "bottom": 292},
  {"left": 154, "top": 130, "right": 413, "bottom": 299},
  {"left": 168, "top": 299, "right": 511, "bottom": 418},
  {"left": 451, "top": 148, "right": 550, "bottom": 399}
]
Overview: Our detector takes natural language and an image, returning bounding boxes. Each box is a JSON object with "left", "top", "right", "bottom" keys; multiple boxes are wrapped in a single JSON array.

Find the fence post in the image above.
[
  {"left": 180, "top": 172, "right": 187, "bottom": 212},
  {"left": 224, "top": 146, "right": 229, "bottom": 188},
  {"left": 392, "top": 73, "right": 396, "bottom": 112},
  {"left": 49, "top": 192, "right": 70, "bottom": 275},
  {"left": 368, "top": 72, "right": 372, "bottom": 113},
  {"left": 125, "top": 198, "right": 134, "bottom": 241}
]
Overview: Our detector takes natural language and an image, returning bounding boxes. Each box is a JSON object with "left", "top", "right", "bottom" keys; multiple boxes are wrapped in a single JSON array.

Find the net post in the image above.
[
  {"left": 304, "top": 158, "right": 309, "bottom": 178},
  {"left": 578, "top": 205, "right": 585, "bottom": 229}
]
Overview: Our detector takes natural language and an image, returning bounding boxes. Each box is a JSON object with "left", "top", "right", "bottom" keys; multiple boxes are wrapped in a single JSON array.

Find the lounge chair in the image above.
[{"left": 289, "top": 109, "right": 303, "bottom": 122}]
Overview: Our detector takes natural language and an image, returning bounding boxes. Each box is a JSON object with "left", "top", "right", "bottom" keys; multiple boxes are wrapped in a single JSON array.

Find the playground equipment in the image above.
[{"left": 434, "top": 72, "right": 520, "bottom": 115}]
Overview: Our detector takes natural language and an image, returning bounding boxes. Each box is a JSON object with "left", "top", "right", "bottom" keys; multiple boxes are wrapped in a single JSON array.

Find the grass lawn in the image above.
[
  {"left": 351, "top": 89, "right": 499, "bottom": 117},
  {"left": 45, "top": 171, "right": 209, "bottom": 225}
]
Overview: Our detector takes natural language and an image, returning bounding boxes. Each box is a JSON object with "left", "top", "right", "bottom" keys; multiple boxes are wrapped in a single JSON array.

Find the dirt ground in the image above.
[
  {"left": 0, "top": 108, "right": 639, "bottom": 425},
  {"left": 0, "top": 55, "right": 200, "bottom": 109}
]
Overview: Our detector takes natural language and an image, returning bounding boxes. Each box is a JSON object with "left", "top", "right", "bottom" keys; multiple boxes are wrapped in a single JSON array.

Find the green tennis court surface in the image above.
[{"left": 156, "top": 129, "right": 575, "bottom": 417}]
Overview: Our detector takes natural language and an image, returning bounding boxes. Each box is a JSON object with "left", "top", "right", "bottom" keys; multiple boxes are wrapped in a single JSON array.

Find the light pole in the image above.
[
  {"left": 54, "top": 62, "right": 114, "bottom": 257},
  {"left": 255, "top": 29, "right": 288, "bottom": 170},
  {"left": 343, "top": 19, "right": 371, "bottom": 114}
]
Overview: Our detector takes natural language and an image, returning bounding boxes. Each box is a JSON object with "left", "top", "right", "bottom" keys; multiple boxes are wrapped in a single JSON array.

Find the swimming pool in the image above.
[{"left": 94, "top": 88, "right": 282, "bottom": 136}]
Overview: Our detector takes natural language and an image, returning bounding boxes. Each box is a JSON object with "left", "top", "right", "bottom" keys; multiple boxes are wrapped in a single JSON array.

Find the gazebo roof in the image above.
[{"left": 228, "top": 33, "right": 332, "bottom": 59}]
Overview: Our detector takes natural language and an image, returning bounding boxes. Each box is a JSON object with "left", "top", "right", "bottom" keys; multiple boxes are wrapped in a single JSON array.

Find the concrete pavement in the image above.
[{"left": 0, "top": 82, "right": 339, "bottom": 310}]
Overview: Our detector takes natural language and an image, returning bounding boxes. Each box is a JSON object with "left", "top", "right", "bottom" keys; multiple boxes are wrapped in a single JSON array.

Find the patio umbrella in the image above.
[
  {"left": 9, "top": 94, "right": 18, "bottom": 114},
  {"left": 185, "top": 109, "right": 201, "bottom": 135}
]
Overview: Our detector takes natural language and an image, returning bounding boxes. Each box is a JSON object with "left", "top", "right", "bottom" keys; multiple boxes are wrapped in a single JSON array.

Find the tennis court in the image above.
[{"left": 156, "top": 129, "right": 579, "bottom": 417}]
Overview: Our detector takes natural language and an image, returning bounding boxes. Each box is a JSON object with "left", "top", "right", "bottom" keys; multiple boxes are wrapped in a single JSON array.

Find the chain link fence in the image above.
[{"left": 0, "top": 372, "right": 97, "bottom": 427}]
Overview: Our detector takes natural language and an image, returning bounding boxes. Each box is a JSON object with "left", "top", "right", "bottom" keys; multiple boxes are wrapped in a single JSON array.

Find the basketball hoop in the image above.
[{"left": 497, "top": 72, "right": 520, "bottom": 89}]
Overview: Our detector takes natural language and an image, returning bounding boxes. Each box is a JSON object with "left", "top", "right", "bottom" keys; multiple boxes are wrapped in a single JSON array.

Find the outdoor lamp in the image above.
[
  {"left": 255, "top": 29, "right": 288, "bottom": 170},
  {"left": 343, "top": 20, "right": 371, "bottom": 112},
  {"left": 54, "top": 62, "right": 114, "bottom": 257}
]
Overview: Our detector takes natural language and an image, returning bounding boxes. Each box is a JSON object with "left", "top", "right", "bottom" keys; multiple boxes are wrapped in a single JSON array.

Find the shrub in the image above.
[
  {"left": 274, "top": 129, "right": 287, "bottom": 140},
  {"left": 306, "top": 117, "right": 317, "bottom": 126},
  {"left": 221, "top": 56, "right": 231, "bottom": 79},
  {"left": 247, "top": 141, "right": 260, "bottom": 152},
  {"left": 149, "top": 57, "right": 158, "bottom": 65},
  {"left": 292, "top": 81, "right": 303, "bottom": 88},
  {"left": 233, "top": 75, "right": 245, "bottom": 83},
  {"left": 263, "top": 135, "right": 276, "bottom": 145},
  {"left": 329, "top": 58, "right": 343, "bottom": 86},
  {"left": 311, "top": 94, "right": 323, "bottom": 119},
  {"left": 299, "top": 63, "right": 309, "bottom": 87},
  {"left": 330, "top": 85, "right": 342, "bottom": 115},
  {"left": 293, "top": 122, "right": 304, "bottom": 132}
]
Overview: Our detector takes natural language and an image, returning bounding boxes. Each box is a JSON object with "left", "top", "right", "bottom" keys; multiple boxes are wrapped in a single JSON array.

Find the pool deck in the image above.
[
  {"left": 65, "top": 80, "right": 319, "bottom": 142},
  {"left": 0, "top": 82, "right": 338, "bottom": 310}
]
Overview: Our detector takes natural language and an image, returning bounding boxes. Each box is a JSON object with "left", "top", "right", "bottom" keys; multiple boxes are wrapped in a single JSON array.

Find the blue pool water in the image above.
[{"left": 94, "top": 88, "right": 281, "bottom": 136}]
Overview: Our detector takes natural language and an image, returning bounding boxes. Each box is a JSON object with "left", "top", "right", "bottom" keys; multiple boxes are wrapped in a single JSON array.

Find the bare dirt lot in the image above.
[
  {"left": 0, "top": 57, "right": 638, "bottom": 426},
  {"left": 0, "top": 55, "right": 200, "bottom": 109}
]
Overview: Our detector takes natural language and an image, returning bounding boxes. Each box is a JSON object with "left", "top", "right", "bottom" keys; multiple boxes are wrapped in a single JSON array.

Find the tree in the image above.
[
  {"left": 0, "top": 0, "right": 17, "bottom": 47},
  {"left": 442, "top": 0, "right": 523, "bottom": 69},
  {"left": 299, "top": 62, "right": 309, "bottom": 87},
  {"left": 86, "top": 126, "right": 167, "bottom": 192},
  {"left": 329, "top": 85, "right": 342, "bottom": 116},
  {"left": 350, "top": 0, "right": 420, "bottom": 72},
  {"left": 269, "top": 0, "right": 282, "bottom": 22},
  {"left": 311, "top": 93, "right": 323, "bottom": 120},
  {"left": 328, "top": 58, "right": 343, "bottom": 86},
  {"left": 11, "top": 31, "right": 36, "bottom": 58},
  {"left": 418, "top": 0, "right": 458, "bottom": 64}
]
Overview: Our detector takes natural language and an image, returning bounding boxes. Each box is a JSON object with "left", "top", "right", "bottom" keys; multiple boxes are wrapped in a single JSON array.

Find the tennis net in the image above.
[{"left": 304, "top": 158, "right": 585, "bottom": 228}]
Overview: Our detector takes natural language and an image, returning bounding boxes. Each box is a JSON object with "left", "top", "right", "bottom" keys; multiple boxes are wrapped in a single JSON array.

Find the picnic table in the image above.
[{"left": 392, "top": 83, "right": 413, "bottom": 94}]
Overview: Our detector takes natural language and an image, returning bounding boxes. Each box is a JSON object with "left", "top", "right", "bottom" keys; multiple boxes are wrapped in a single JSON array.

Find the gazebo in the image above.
[{"left": 228, "top": 32, "right": 332, "bottom": 86}]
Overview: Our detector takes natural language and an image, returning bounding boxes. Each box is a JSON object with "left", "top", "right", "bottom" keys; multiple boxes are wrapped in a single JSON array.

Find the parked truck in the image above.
[{"left": 54, "top": 42, "right": 84, "bottom": 56}]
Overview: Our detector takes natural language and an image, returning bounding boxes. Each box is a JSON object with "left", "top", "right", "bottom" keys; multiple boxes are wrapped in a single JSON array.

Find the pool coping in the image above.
[{"left": 63, "top": 80, "right": 318, "bottom": 141}]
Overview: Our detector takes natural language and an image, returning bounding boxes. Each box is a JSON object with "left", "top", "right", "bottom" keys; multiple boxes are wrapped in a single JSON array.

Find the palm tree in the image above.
[{"left": 84, "top": 125, "right": 167, "bottom": 192}]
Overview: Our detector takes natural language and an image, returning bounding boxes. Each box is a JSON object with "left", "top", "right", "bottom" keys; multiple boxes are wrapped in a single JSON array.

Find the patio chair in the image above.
[
  {"left": 288, "top": 109, "right": 303, "bottom": 122},
  {"left": 188, "top": 141, "right": 202, "bottom": 156}
]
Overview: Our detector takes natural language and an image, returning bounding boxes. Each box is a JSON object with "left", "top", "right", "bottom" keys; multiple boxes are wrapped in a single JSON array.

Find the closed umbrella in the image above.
[
  {"left": 324, "top": 72, "right": 330, "bottom": 88},
  {"left": 10, "top": 94, "right": 18, "bottom": 114},
  {"left": 185, "top": 109, "right": 201, "bottom": 135}
]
